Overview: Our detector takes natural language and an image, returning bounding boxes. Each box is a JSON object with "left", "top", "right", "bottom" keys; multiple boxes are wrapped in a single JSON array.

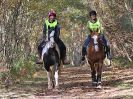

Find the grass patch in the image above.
[
  {"left": 117, "top": 83, "right": 133, "bottom": 89},
  {"left": 113, "top": 95, "right": 133, "bottom": 99},
  {"left": 113, "top": 57, "right": 133, "bottom": 68}
]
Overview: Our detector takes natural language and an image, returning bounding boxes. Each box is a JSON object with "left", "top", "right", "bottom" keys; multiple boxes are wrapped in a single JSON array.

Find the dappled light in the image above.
[
  {"left": 0, "top": 0, "right": 133, "bottom": 98},
  {"left": 1, "top": 66, "right": 133, "bottom": 98}
]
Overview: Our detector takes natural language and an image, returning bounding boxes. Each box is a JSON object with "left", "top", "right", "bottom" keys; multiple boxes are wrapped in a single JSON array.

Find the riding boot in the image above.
[
  {"left": 36, "top": 59, "right": 43, "bottom": 64},
  {"left": 57, "top": 39, "right": 70, "bottom": 65},
  {"left": 61, "top": 48, "right": 70, "bottom": 65},
  {"left": 36, "top": 41, "right": 45, "bottom": 64},
  {"left": 36, "top": 51, "right": 43, "bottom": 64},
  {"left": 100, "top": 34, "right": 112, "bottom": 60},
  {"left": 106, "top": 45, "right": 112, "bottom": 60},
  {"left": 80, "top": 46, "right": 86, "bottom": 65}
]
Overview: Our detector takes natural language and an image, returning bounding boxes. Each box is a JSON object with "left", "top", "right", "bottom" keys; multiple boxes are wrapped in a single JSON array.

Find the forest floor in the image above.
[{"left": 0, "top": 64, "right": 133, "bottom": 99}]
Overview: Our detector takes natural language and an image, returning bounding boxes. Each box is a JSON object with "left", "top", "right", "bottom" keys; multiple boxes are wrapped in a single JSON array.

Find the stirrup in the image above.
[{"left": 36, "top": 59, "right": 43, "bottom": 64}]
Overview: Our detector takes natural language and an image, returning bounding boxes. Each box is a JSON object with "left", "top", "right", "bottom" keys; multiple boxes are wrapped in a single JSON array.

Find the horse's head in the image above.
[
  {"left": 91, "top": 32, "right": 99, "bottom": 45},
  {"left": 90, "top": 32, "right": 99, "bottom": 36},
  {"left": 90, "top": 32, "right": 100, "bottom": 52},
  {"left": 42, "top": 30, "right": 56, "bottom": 57},
  {"left": 48, "top": 30, "right": 56, "bottom": 48},
  {"left": 42, "top": 30, "right": 59, "bottom": 60}
]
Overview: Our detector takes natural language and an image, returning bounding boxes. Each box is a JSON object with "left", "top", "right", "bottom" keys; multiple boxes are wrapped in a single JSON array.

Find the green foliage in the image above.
[
  {"left": 24, "top": 55, "right": 36, "bottom": 78},
  {"left": 113, "top": 57, "right": 133, "bottom": 68},
  {"left": 0, "top": 72, "right": 7, "bottom": 83},
  {"left": 120, "top": 13, "right": 133, "bottom": 32},
  {"left": 10, "top": 54, "right": 36, "bottom": 80}
]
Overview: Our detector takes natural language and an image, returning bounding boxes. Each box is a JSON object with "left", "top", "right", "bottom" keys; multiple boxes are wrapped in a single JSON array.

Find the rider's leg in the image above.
[
  {"left": 56, "top": 39, "right": 70, "bottom": 65},
  {"left": 81, "top": 35, "right": 91, "bottom": 62},
  {"left": 99, "top": 34, "right": 112, "bottom": 59},
  {"left": 81, "top": 46, "right": 86, "bottom": 61},
  {"left": 36, "top": 40, "right": 45, "bottom": 64}
]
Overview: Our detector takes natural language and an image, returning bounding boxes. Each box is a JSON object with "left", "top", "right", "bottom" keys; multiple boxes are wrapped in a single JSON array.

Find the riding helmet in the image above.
[
  {"left": 89, "top": 10, "right": 97, "bottom": 16},
  {"left": 48, "top": 9, "right": 56, "bottom": 17}
]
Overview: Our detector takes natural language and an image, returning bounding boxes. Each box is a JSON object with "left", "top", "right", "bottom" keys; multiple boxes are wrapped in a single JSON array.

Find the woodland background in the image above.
[{"left": 0, "top": 0, "right": 133, "bottom": 83}]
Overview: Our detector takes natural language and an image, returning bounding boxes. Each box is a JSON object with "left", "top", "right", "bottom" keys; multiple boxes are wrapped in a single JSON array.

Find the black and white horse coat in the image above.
[{"left": 42, "top": 31, "right": 60, "bottom": 89}]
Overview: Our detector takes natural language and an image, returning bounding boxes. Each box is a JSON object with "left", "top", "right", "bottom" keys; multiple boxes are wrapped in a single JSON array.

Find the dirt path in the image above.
[{"left": 0, "top": 65, "right": 133, "bottom": 99}]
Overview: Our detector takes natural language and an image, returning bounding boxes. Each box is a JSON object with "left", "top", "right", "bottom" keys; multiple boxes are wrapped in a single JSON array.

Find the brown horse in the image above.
[{"left": 87, "top": 32, "right": 106, "bottom": 88}]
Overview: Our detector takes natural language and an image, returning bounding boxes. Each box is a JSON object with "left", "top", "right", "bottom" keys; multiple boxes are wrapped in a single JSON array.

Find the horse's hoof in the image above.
[
  {"left": 48, "top": 85, "right": 53, "bottom": 90},
  {"left": 48, "top": 87, "right": 53, "bottom": 90},
  {"left": 97, "top": 82, "right": 101, "bottom": 85},
  {"left": 55, "top": 85, "right": 59, "bottom": 89},
  {"left": 92, "top": 82, "right": 97, "bottom": 86},
  {"left": 97, "top": 85, "right": 102, "bottom": 89}
]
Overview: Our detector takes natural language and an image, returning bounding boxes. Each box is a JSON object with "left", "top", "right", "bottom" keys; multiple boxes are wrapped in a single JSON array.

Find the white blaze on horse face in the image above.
[
  {"left": 50, "top": 31, "right": 55, "bottom": 44},
  {"left": 49, "top": 31, "right": 55, "bottom": 48},
  {"left": 92, "top": 35, "right": 99, "bottom": 52},
  {"left": 92, "top": 35, "right": 98, "bottom": 44}
]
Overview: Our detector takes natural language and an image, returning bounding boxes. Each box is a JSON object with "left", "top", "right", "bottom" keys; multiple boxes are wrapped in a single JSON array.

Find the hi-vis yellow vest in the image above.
[
  {"left": 45, "top": 19, "right": 58, "bottom": 33},
  {"left": 87, "top": 19, "right": 103, "bottom": 33}
]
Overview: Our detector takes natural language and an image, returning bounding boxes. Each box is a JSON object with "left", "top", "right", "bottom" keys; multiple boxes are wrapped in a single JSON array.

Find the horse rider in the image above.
[
  {"left": 80, "top": 10, "right": 112, "bottom": 64},
  {"left": 36, "top": 9, "right": 70, "bottom": 65}
]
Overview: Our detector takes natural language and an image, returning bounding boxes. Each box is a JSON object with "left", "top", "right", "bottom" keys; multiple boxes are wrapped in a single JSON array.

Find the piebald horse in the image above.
[{"left": 42, "top": 31, "right": 60, "bottom": 89}]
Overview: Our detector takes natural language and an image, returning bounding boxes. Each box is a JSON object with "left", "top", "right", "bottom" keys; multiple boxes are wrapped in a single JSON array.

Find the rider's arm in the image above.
[
  {"left": 98, "top": 19, "right": 105, "bottom": 34},
  {"left": 99, "top": 22, "right": 104, "bottom": 34},
  {"left": 43, "top": 23, "right": 47, "bottom": 39},
  {"left": 86, "top": 21, "right": 91, "bottom": 35},
  {"left": 55, "top": 23, "right": 60, "bottom": 40}
]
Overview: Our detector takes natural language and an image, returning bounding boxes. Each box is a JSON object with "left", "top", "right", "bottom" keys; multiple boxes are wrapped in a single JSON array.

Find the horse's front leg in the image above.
[
  {"left": 54, "top": 63, "right": 59, "bottom": 89},
  {"left": 97, "top": 62, "right": 103, "bottom": 88},
  {"left": 90, "top": 62, "right": 97, "bottom": 86},
  {"left": 91, "top": 70, "right": 97, "bottom": 86},
  {"left": 54, "top": 70, "right": 59, "bottom": 88},
  {"left": 47, "top": 69, "right": 53, "bottom": 89}
]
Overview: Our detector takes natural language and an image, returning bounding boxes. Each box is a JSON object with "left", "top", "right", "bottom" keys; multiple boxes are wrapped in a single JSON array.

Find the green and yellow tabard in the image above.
[
  {"left": 45, "top": 19, "right": 58, "bottom": 33},
  {"left": 87, "top": 19, "right": 103, "bottom": 34}
]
